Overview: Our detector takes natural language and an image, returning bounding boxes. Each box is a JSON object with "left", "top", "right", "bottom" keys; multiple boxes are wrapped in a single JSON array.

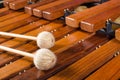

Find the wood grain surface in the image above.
[
  {"left": 0, "top": 12, "right": 24, "bottom": 22},
  {"left": 9, "top": 0, "right": 37, "bottom": 10},
  {"left": 86, "top": 55, "right": 120, "bottom": 80},
  {"left": 66, "top": 0, "right": 120, "bottom": 28},
  {"left": 115, "top": 28, "right": 120, "bottom": 41},
  {"left": 42, "top": 0, "right": 99, "bottom": 20},
  {"left": 33, "top": 0, "right": 71, "bottom": 17},
  {"left": 3, "top": 0, "right": 15, "bottom": 7},
  {"left": 110, "top": 70, "right": 120, "bottom": 80},
  {"left": 0, "top": 16, "right": 94, "bottom": 79},
  {"left": 80, "top": 6, "right": 120, "bottom": 32},
  {"left": 25, "top": 0, "right": 55, "bottom": 15},
  {"left": 0, "top": 1, "right": 119, "bottom": 79},
  {"left": 49, "top": 39, "right": 120, "bottom": 80},
  {"left": 10, "top": 32, "right": 109, "bottom": 80}
]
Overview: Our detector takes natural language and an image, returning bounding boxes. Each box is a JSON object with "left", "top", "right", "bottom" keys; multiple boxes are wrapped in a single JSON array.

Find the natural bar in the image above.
[
  {"left": 43, "top": 0, "right": 99, "bottom": 20},
  {"left": 66, "top": 0, "right": 120, "bottom": 28},
  {"left": 33, "top": 0, "right": 71, "bottom": 17},
  {"left": 80, "top": 6, "right": 120, "bottom": 32},
  {"left": 25, "top": 0, "right": 55, "bottom": 15},
  {"left": 9, "top": 0, "right": 37, "bottom": 10}
]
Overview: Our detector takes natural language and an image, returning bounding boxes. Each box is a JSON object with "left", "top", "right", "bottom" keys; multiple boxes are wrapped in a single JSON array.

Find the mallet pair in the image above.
[{"left": 0, "top": 31, "right": 57, "bottom": 70}]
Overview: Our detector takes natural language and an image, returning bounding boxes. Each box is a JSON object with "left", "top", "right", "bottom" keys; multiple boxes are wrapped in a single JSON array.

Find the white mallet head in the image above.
[
  {"left": 37, "top": 31, "right": 55, "bottom": 49},
  {"left": 34, "top": 48, "right": 57, "bottom": 70}
]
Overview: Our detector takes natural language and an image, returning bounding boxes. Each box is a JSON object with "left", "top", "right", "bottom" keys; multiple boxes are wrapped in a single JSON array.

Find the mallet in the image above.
[
  {"left": 0, "top": 45, "right": 57, "bottom": 70},
  {"left": 0, "top": 31, "right": 55, "bottom": 48}
]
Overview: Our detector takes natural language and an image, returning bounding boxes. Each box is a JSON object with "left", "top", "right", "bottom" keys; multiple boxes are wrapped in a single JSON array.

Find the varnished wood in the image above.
[
  {"left": 0, "top": 31, "right": 93, "bottom": 80},
  {"left": 86, "top": 55, "right": 120, "bottom": 80},
  {"left": 66, "top": 0, "right": 120, "bottom": 28},
  {"left": 0, "top": 20, "right": 63, "bottom": 44},
  {"left": 49, "top": 39, "right": 120, "bottom": 80},
  {"left": 10, "top": 32, "right": 109, "bottom": 80},
  {"left": 25, "top": 0, "right": 55, "bottom": 15},
  {"left": 0, "top": 19, "right": 69, "bottom": 79},
  {"left": 33, "top": 0, "right": 71, "bottom": 17},
  {"left": 0, "top": 1, "right": 119, "bottom": 79},
  {"left": 42, "top": 0, "right": 99, "bottom": 20},
  {"left": 0, "top": 14, "right": 32, "bottom": 28},
  {"left": 110, "top": 70, "right": 120, "bottom": 80},
  {"left": 0, "top": 16, "right": 38, "bottom": 32},
  {"left": 80, "top": 6, "right": 120, "bottom": 32},
  {"left": 0, "top": 9, "right": 14, "bottom": 17},
  {"left": 115, "top": 28, "right": 120, "bottom": 41},
  {"left": 9, "top": 0, "right": 37, "bottom": 10},
  {"left": 0, "top": 20, "right": 65, "bottom": 67},
  {"left": 3, "top": 0, "right": 15, "bottom": 7},
  {"left": 0, "top": 7, "right": 8, "bottom": 13},
  {"left": 0, "top": 14, "right": 38, "bottom": 43},
  {"left": 0, "top": 12, "right": 24, "bottom": 22}
]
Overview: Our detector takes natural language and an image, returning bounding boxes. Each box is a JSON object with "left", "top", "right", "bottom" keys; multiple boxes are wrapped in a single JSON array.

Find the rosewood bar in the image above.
[
  {"left": 9, "top": 0, "right": 37, "bottom": 10},
  {"left": 66, "top": 0, "right": 120, "bottom": 28},
  {"left": 33, "top": 0, "right": 71, "bottom": 17},
  {"left": 49, "top": 39, "right": 120, "bottom": 80},
  {"left": 42, "top": 0, "right": 100, "bottom": 20},
  {"left": 80, "top": 6, "right": 120, "bottom": 32},
  {"left": 25, "top": 0, "right": 56, "bottom": 15},
  {"left": 86, "top": 53, "right": 120, "bottom": 80}
]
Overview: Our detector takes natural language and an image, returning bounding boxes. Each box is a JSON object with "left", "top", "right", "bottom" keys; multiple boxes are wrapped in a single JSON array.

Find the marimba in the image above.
[{"left": 0, "top": 0, "right": 120, "bottom": 80}]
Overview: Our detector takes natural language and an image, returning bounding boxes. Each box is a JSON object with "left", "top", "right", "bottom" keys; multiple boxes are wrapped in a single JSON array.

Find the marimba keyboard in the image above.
[{"left": 0, "top": 0, "right": 119, "bottom": 80}]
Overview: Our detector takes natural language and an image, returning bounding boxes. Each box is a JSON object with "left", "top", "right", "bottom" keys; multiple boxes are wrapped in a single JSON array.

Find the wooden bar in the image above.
[
  {"left": 0, "top": 20, "right": 63, "bottom": 43},
  {"left": 0, "top": 14, "right": 31, "bottom": 28},
  {"left": 25, "top": 0, "right": 55, "bottom": 15},
  {"left": 0, "top": 15, "right": 38, "bottom": 43},
  {"left": 0, "top": 7, "right": 8, "bottom": 13},
  {"left": 9, "top": 0, "right": 37, "bottom": 10},
  {"left": 66, "top": 0, "right": 120, "bottom": 28},
  {"left": 86, "top": 55, "right": 120, "bottom": 80},
  {"left": 9, "top": 19, "right": 49, "bottom": 34},
  {"left": 48, "top": 39, "right": 120, "bottom": 80},
  {"left": 0, "top": 20, "right": 63, "bottom": 44},
  {"left": 33, "top": 0, "right": 71, "bottom": 17},
  {"left": 0, "top": 12, "right": 24, "bottom": 22},
  {"left": 0, "top": 9, "right": 14, "bottom": 17},
  {"left": 52, "top": 26, "right": 76, "bottom": 40},
  {"left": 115, "top": 28, "right": 120, "bottom": 41},
  {"left": 80, "top": 6, "right": 120, "bottom": 32},
  {"left": 110, "top": 70, "right": 120, "bottom": 80},
  {"left": 0, "top": 20, "right": 49, "bottom": 45},
  {"left": 42, "top": 0, "right": 99, "bottom": 20},
  {"left": 0, "top": 16, "right": 38, "bottom": 32},
  {"left": 3, "top": 0, "right": 15, "bottom": 7}
]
